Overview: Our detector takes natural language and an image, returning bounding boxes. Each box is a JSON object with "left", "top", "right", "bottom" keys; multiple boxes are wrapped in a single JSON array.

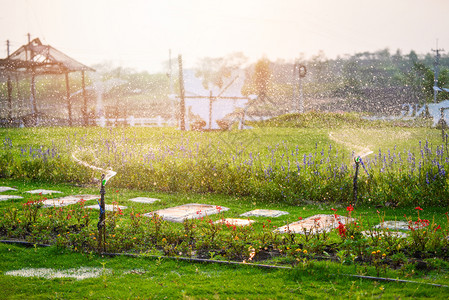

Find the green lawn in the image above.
[{"left": 1, "top": 243, "right": 448, "bottom": 299}]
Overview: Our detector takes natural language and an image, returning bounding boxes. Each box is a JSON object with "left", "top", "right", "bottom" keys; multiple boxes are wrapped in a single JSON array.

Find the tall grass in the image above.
[{"left": 0, "top": 114, "right": 446, "bottom": 207}]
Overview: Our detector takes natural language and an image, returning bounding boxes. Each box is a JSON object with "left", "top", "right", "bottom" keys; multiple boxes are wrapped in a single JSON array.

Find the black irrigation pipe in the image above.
[
  {"left": 341, "top": 274, "right": 449, "bottom": 288},
  {"left": 1, "top": 240, "right": 448, "bottom": 288},
  {"left": 102, "top": 252, "right": 292, "bottom": 270},
  {"left": 0, "top": 239, "right": 51, "bottom": 248}
]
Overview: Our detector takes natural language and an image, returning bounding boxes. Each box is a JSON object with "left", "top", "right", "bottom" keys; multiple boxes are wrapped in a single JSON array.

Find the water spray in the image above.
[
  {"left": 71, "top": 151, "right": 116, "bottom": 253},
  {"left": 71, "top": 152, "right": 116, "bottom": 184}
]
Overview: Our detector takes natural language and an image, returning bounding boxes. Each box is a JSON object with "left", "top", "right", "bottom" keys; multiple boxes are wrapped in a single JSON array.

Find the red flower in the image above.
[
  {"left": 331, "top": 208, "right": 337, "bottom": 212},
  {"left": 415, "top": 206, "right": 423, "bottom": 211},
  {"left": 435, "top": 225, "right": 441, "bottom": 231},
  {"left": 337, "top": 222, "right": 346, "bottom": 237},
  {"left": 346, "top": 205, "right": 354, "bottom": 212},
  {"left": 298, "top": 217, "right": 303, "bottom": 220}
]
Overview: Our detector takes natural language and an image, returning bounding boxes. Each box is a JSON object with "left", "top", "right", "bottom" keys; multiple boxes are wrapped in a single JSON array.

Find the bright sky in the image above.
[{"left": 0, "top": 0, "right": 448, "bottom": 73}]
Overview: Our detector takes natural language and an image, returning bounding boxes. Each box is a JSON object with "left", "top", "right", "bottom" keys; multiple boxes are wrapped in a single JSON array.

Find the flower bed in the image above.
[{"left": 1, "top": 197, "right": 447, "bottom": 275}]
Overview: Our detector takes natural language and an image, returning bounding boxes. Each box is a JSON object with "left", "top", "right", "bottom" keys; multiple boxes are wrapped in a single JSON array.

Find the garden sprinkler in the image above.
[
  {"left": 97, "top": 174, "right": 107, "bottom": 253},
  {"left": 353, "top": 156, "right": 360, "bottom": 207}
]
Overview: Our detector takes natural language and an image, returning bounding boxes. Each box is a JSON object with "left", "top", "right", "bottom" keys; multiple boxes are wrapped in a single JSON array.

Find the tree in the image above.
[
  {"left": 195, "top": 52, "right": 247, "bottom": 90},
  {"left": 253, "top": 57, "right": 271, "bottom": 100}
]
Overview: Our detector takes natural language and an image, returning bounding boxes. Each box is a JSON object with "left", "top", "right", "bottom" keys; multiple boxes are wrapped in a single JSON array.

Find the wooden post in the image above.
[
  {"left": 30, "top": 74, "right": 37, "bottom": 115},
  {"left": 65, "top": 72, "right": 72, "bottom": 126},
  {"left": 209, "top": 90, "right": 213, "bottom": 129},
  {"left": 15, "top": 75, "right": 22, "bottom": 116},
  {"left": 178, "top": 55, "right": 186, "bottom": 131},
  {"left": 82, "top": 71, "right": 88, "bottom": 126}
]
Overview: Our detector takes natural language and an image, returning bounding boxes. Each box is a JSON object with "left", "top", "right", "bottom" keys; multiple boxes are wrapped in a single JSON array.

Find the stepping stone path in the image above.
[
  {"left": 0, "top": 195, "right": 23, "bottom": 201},
  {"left": 373, "top": 221, "right": 410, "bottom": 231},
  {"left": 85, "top": 204, "right": 128, "bottom": 212},
  {"left": 214, "top": 218, "right": 255, "bottom": 226},
  {"left": 25, "top": 189, "right": 62, "bottom": 195},
  {"left": 240, "top": 209, "right": 289, "bottom": 218},
  {"left": 0, "top": 187, "right": 17, "bottom": 193},
  {"left": 128, "top": 197, "right": 160, "bottom": 204},
  {"left": 275, "top": 214, "right": 354, "bottom": 234},
  {"left": 144, "top": 203, "right": 229, "bottom": 223},
  {"left": 42, "top": 195, "right": 99, "bottom": 208}
]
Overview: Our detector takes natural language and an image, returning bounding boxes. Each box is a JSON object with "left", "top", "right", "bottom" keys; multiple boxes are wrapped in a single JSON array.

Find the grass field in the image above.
[{"left": 0, "top": 112, "right": 448, "bottom": 298}]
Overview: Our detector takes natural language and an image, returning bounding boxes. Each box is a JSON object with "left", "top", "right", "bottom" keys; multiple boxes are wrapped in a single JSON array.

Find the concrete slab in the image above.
[
  {"left": 0, "top": 195, "right": 23, "bottom": 201},
  {"left": 240, "top": 209, "right": 289, "bottom": 218},
  {"left": 373, "top": 221, "right": 410, "bottom": 231},
  {"left": 144, "top": 203, "right": 229, "bottom": 223},
  {"left": 0, "top": 187, "right": 17, "bottom": 193},
  {"left": 361, "top": 230, "right": 408, "bottom": 239},
  {"left": 128, "top": 197, "right": 160, "bottom": 204},
  {"left": 42, "top": 195, "right": 99, "bottom": 208},
  {"left": 214, "top": 218, "right": 255, "bottom": 226},
  {"left": 25, "top": 189, "right": 62, "bottom": 195},
  {"left": 85, "top": 204, "right": 128, "bottom": 212},
  {"left": 275, "top": 214, "right": 354, "bottom": 234}
]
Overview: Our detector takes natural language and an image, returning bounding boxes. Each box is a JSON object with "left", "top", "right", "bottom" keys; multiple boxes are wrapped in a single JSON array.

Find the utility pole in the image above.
[
  {"left": 169, "top": 49, "right": 173, "bottom": 94},
  {"left": 432, "top": 40, "right": 445, "bottom": 103},
  {"left": 292, "top": 61, "right": 306, "bottom": 113},
  {"left": 178, "top": 55, "right": 186, "bottom": 131},
  {"left": 28, "top": 33, "right": 38, "bottom": 123},
  {"left": 6, "top": 40, "right": 12, "bottom": 121}
]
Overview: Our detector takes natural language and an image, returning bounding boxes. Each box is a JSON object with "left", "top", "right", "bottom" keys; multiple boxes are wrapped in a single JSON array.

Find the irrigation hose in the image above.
[
  {"left": 102, "top": 252, "right": 292, "bottom": 270},
  {"left": 1, "top": 240, "right": 448, "bottom": 288}
]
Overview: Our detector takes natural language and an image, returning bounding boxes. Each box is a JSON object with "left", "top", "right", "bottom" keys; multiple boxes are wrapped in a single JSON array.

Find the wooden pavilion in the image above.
[{"left": 0, "top": 36, "right": 95, "bottom": 126}]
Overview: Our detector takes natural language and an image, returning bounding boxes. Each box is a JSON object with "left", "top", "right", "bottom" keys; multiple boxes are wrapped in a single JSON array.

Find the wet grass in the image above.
[{"left": 1, "top": 243, "right": 448, "bottom": 299}]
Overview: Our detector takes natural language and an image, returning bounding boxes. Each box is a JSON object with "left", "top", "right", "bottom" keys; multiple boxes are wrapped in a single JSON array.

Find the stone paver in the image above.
[
  {"left": 0, "top": 187, "right": 17, "bottom": 193},
  {"left": 373, "top": 221, "right": 410, "bottom": 231},
  {"left": 275, "top": 214, "right": 354, "bottom": 234},
  {"left": 128, "top": 197, "right": 160, "bottom": 204},
  {"left": 144, "top": 203, "right": 229, "bottom": 223},
  {"left": 361, "top": 230, "right": 408, "bottom": 239},
  {"left": 0, "top": 195, "right": 23, "bottom": 201},
  {"left": 85, "top": 204, "right": 127, "bottom": 212},
  {"left": 5, "top": 267, "right": 110, "bottom": 280},
  {"left": 240, "top": 209, "right": 289, "bottom": 218},
  {"left": 42, "top": 195, "right": 99, "bottom": 208},
  {"left": 214, "top": 218, "right": 255, "bottom": 226},
  {"left": 25, "top": 189, "right": 62, "bottom": 195}
]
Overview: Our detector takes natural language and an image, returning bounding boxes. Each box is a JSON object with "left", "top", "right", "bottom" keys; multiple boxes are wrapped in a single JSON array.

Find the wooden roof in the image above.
[{"left": 0, "top": 38, "right": 94, "bottom": 75}]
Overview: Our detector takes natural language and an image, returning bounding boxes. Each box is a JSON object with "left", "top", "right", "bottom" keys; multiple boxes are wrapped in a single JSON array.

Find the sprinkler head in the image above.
[{"left": 354, "top": 156, "right": 361, "bottom": 163}]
